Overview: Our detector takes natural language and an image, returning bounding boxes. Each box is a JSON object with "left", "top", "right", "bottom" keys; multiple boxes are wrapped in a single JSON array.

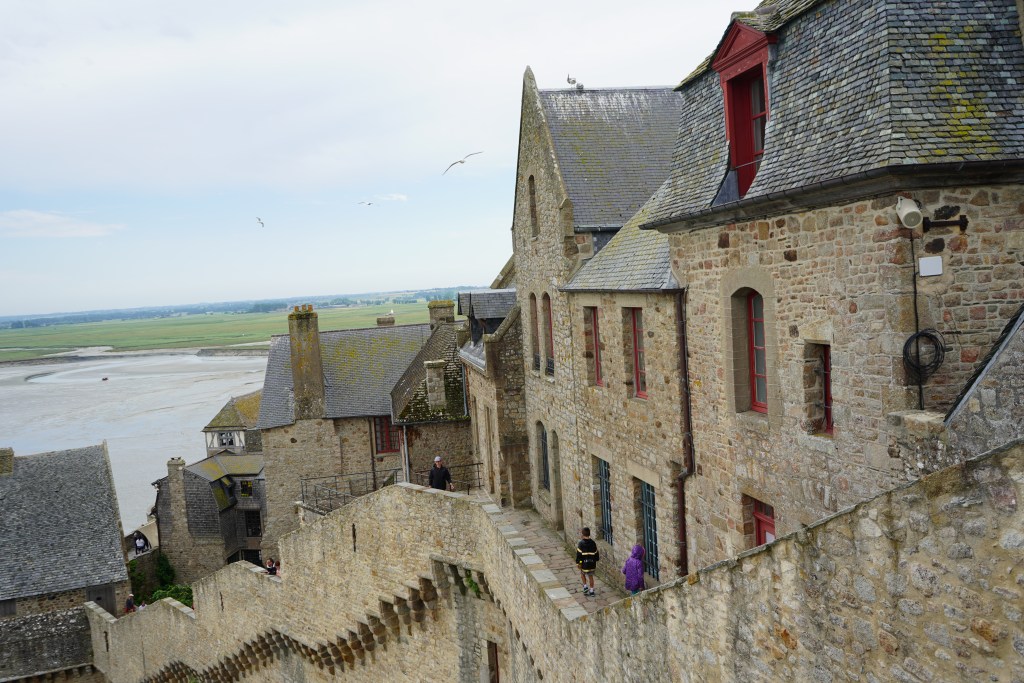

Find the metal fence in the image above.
[
  {"left": 414, "top": 462, "right": 482, "bottom": 494},
  {"left": 300, "top": 468, "right": 404, "bottom": 514}
]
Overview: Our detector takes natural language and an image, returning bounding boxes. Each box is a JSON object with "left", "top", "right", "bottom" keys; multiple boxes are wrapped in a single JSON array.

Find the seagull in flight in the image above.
[
  {"left": 443, "top": 151, "right": 483, "bottom": 175},
  {"left": 358, "top": 201, "right": 374, "bottom": 206},
  {"left": 256, "top": 217, "right": 264, "bottom": 227}
]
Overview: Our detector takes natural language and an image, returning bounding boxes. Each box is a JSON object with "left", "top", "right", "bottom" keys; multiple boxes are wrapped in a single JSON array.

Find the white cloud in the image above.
[
  {"left": 374, "top": 193, "right": 408, "bottom": 202},
  {"left": 0, "top": 210, "right": 124, "bottom": 238}
]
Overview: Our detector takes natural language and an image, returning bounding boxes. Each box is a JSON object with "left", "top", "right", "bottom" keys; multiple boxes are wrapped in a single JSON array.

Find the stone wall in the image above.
[
  {"left": 667, "top": 186, "right": 1024, "bottom": 568},
  {"left": 0, "top": 608, "right": 97, "bottom": 681},
  {"left": 406, "top": 420, "right": 474, "bottom": 479},
  {"left": 155, "top": 460, "right": 225, "bottom": 586},
  {"left": 90, "top": 442, "right": 1024, "bottom": 683}
]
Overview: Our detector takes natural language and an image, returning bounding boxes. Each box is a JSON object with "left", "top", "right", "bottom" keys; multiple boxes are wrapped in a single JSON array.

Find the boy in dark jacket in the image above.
[{"left": 576, "top": 527, "right": 600, "bottom": 596}]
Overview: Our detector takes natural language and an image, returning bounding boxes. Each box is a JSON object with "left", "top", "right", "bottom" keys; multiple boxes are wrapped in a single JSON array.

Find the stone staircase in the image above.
[{"left": 139, "top": 560, "right": 492, "bottom": 683}]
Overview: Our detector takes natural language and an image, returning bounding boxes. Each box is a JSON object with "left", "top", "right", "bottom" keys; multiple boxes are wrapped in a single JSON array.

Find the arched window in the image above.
[
  {"left": 529, "top": 294, "right": 540, "bottom": 372},
  {"left": 537, "top": 422, "right": 550, "bottom": 490},
  {"left": 747, "top": 291, "right": 767, "bottom": 412},
  {"left": 542, "top": 293, "right": 554, "bottom": 375},
  {"left": 528, "top": 175, "right": 539, "bottom": 237}
]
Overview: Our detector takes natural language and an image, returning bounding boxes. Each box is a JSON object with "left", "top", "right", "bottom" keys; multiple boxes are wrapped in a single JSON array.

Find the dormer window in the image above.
[{"left": 712, "top": 22, "right": 775, "bottom": 198}]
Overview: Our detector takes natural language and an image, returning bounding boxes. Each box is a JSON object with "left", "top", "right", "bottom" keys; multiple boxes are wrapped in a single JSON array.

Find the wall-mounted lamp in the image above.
[{"left": 895, "top": 197, "right": 923, "bottom": 229}]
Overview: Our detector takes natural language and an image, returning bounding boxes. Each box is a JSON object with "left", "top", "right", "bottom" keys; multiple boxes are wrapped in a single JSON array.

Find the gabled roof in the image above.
[
  {"left": 257, "top": 324, "right": 432, "bottom": 429},
  {"left": 537, "top": 86, "right": 683, "bottom": 231},
  {"left": 563, "top": 197, "right": 677, "bottom": 293},
  {"left": 0, "top": 445, "right": 128, "bottom": 601},
  {"left": 391, "top": 321, "right": 467, "bottom": 423},
  {"left": 645, "top": 0, "right": 1024, "bottom": 232},
  {"left": 458, "top": 289, "right": 517, "bottom": 320},
  {"left": 204, "top": 391, "right": 262, "bottom": 431}
]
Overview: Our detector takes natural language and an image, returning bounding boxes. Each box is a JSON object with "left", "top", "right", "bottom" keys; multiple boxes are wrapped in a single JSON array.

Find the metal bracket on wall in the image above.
[{"left": 922, "top": 215, "right": 968, "bottom": 233}]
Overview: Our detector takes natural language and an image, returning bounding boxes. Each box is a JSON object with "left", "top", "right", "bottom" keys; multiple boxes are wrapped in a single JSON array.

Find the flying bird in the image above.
[
  {"left": 567, "top": 74, "right": 576, "bottom": 85},
  {"left": 256, "top": 217, "right": 264, "bottom": 227},
  {"left": 442, "top": 151, "right": 483, "bottom": 175},
  {"left": 358, "top": 201, "right": 374, "bottom": 206}
]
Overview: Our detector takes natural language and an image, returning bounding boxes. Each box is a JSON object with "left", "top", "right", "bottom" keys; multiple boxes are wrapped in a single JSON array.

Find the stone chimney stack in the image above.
[
  {"left": 428, "top": 300, "right": 455, "bottom": 331},
  {"left": 376, "top": 314, "right": 395, "bottom": 327},
  {"left": 0, "top": 447, "right": 13, "bottom": 476},
  {"left": 288, "top": 304, "right": 326, "bottom": 421},
  {"left": 425, "top": 361, "right": 447, "bottom": 409}
]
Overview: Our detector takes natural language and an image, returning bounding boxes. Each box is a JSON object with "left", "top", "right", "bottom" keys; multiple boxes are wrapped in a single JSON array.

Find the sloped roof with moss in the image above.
[
  {"left": 185, "top": 453, "right": 264, "bottom": 482},
  {"left": 0, "top": 445, "right": 128, "bottom": 601},
  {"left": 538, "top": 86, "right": 683, "bottom": 231},
  {"left": 391, "top": 321, "right": 468, "bottom": 424},
  {"left": 644, "top": 0, "right": 1024, "bottom": 231},
  {"left": 257, "top": 324, "right": 432, "bottom": 429},
  {"left": 204, "top": 391, "right": 262, "bottom": 431}
]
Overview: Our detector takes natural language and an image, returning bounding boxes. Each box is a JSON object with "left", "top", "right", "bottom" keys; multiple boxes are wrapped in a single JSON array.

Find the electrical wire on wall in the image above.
[{"left": 904, "top": 217, "right": 946, "bottom": 410}]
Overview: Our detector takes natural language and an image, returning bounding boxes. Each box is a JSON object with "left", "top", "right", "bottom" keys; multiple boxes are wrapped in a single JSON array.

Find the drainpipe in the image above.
[
  {"left": 402, "top": 425, "right": 411, "bottom": 484},
  {"left": 675, "top": 290, "right": 696, "bottom": 577}
]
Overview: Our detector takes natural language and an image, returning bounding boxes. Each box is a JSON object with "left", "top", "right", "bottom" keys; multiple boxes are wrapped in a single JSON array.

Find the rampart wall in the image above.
[
  {"left": 90, "top": 442, "right": 1024, "bottom": 683},
  {"left": 0, "top": 607, "right": 102, "bottom": 682}
]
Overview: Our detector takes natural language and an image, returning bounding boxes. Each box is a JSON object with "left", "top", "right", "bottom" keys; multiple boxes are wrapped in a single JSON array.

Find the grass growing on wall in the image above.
[{"left": 0, "top": 303, "right": 437, "bottom": 361}]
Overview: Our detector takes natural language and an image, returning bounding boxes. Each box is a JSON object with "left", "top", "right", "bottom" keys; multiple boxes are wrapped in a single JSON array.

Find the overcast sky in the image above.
[{"left": 0, "top": 1, "right": 739, "bottom": 316}]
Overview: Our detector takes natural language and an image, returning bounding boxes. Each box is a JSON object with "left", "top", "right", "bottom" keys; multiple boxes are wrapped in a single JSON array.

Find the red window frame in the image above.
[
  {"left": 630, "top": 308, "right": 647, "bottom": 399},
  {"left": 748, "top": 292, "right": 767, "bottom": 412},
  {"left": 590, "top": 307, "right": 603, "bottom": 386},
  {"left": 822, "top": 345, "right": 833, "bottom": 434},
  {"left": 728, "top": 68, "right": 767, "bottom": 197},
  {"left": 373, "top": 416, "right": 402, "bottom": 454},
  {"left": 753, "top": 499, "right": 775, "bottom": 545}
]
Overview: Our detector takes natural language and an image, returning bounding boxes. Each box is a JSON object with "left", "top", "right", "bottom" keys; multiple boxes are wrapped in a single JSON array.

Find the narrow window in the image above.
[
  {"left": 748, "top": 292, "right": 767, "bottom": 412},
  {"left": 596, "top": 458, "right": 612, "bottom": 544},
  {"left": 583, "top": 306, "right": 603, "bottom": 386},
  {"left": 753, "top": 499, "right": 775, "bottom": 545},
  {"left": 538, "top": 423, "right": 550, "bottom": 490},
  {"left": 373, "top": 416, "right": 402, "bottom": 453},
  {"left": 0, "top": 599, "right": 15, "bottom": 617},
  {"left": 629, "top": 308, "right": 647, "bottom": 398},
  {"left": 639, "top": 481, "right": 659, "bottom": 579},
  {"left": 529, "top": 294, "right": 540, "bottom": 372},
  {"left": 239, "top": 480, "right": 253, "bottom": 497},
  {"left": 822, "top": 345, "right": 833, "bottom": 434},
  {"left": 487, "top": 640, "right": 500, "bottom": 683},
  {"left": 542, "top": 294, "right": 554, "bottom": 376},
  {"left": 728, "top": 67, "right": 767, "bottom": 197},
  {"left": 244, "top": 511, "right": 262, "bottom": 537},
  {"left": 528, "top": 175, "right": 539, "bottom": 237}
]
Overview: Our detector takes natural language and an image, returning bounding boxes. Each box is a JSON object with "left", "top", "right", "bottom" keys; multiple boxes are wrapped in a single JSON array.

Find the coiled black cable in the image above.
[{"left": 903, "top": 328, "right": 945, "bottom": 383}]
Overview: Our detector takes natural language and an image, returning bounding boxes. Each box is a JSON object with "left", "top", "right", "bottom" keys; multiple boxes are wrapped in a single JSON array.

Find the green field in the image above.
[{"left": 0, "top": 304, "right": 437, "bottom": 362}]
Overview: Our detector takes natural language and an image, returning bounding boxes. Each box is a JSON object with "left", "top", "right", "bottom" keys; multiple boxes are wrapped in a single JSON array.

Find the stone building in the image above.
[
  {"left": 201, "top": 390, "right": 262, "bottom": 456},
  {"left": 153, "top": 452, "right": 266, "bottom": 585},
  {"left": 0, "top": 444, "right": 128, "bottom": 682},
  {"left": 458, "top": 288, "right": 529, "bottom": 507},
  {"left": 257, "top": 302, "right": 472, "bottom": 554}
]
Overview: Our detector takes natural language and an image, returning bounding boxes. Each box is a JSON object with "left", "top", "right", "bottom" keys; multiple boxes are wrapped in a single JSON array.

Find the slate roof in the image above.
[
  {"left": 946, "top": 301, "right": 1024, "bottom": 422},
  {"left": 0, "top": 445, "right": 128, "bottom": 601},
  {"left": 538, "top": 87, "right": 683, "bottom": 231},
  {"left": 644, "top": 0, "right": 1024, "bottom": 231},
  {"left": 204, "top": 391, "right": 262, "bottom": 431},
  {"left": 458, "top": 289, "right": 517, "bottom": 320},
  {"left": 391, "top": 321, "right": 466, "bottom": 422},
  {"left": 564, "top": 199, "right": 678, "bottom": 292},
  {"left": 257, "top": 324, "right": 432, "bottom": 429},
  {"left": 186, "top": 454, "right": 265, "bottom": 483}
]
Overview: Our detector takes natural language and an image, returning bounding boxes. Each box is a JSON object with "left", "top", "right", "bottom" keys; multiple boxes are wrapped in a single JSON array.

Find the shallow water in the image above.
[{"left": 0, "top": 354, "right": 267, "bottom": 530}]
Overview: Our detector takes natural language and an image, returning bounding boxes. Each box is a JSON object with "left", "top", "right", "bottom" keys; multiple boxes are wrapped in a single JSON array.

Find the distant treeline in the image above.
[{"left": 0, "top": 287, "right": 477, "bottom": 330}]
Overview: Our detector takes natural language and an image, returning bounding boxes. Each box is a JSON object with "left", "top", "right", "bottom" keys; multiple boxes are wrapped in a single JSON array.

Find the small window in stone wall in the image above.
[
  {"left": 239, "top": 480, "right": 253, "bottom": 497},
  {"left": 583, "top": 306, "right": 603, "bottom": 386},
  {"left": 528, "top": 175, "right": 539, "bottom": 237},
  {"left": 802, "top": 343, "right": 833, "bottom": 435},
  {"left": 373, "top": 416, "right": 402, "bottom": 453},
  {"left": 729, "top": 288, "right": 768, "bottom": 414},
  {"left": 529, "top": 294, "right": 540, "bottom": 372},
  {"left": 623, "top": 308, "right": 647, "bottom": 398},
  {"left": 0, "top": 598, "right": 15, "bottom": 617},
  {"left": 742, "top": 494, "right": 775, "bottom": 548}
]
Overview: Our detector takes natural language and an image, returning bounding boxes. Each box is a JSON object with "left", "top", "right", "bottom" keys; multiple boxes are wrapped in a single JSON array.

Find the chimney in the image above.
[
  {"left": 425, "top": 361, "right": 447, "bottom": 409},
  {"left": 428, "top": 300, "right": 455, "bottom": 330},
  {"left": 376, "top": 314, "right": 395, "bottom": 327},
  {"left": 287, "top": 304, "right": 326, "bottom": 421},
  {"left": 0, "top": 447, "right": 13, "bottom": 476},
  {"left": 167, "top": 456, "right": 186, "bottom": 477}
]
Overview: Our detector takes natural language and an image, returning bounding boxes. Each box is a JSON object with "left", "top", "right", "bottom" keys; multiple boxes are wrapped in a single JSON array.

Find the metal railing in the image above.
[
  {"left": 414, "top": 462, "right": 482, "bottom": 494},
  {"left": 300, "top": 468, "right": 404, "bottom": 514}
]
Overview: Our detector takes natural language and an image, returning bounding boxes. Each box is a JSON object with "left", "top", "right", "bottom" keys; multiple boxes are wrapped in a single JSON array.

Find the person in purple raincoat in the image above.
[{"left": 622, "top": 544, "right": 646, "bottom": 595}]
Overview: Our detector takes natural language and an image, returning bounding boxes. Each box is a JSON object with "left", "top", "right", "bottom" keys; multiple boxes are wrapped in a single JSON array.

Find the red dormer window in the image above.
[{"left": 712, "top": 22, "right": 775, "bottom": 197}]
